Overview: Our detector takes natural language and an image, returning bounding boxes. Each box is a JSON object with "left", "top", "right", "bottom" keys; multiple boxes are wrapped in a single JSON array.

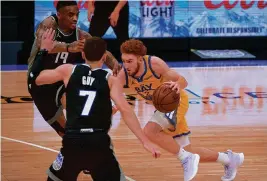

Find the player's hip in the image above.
[{"left": 63, "top": 131, "right": 111, "bottom": 149}]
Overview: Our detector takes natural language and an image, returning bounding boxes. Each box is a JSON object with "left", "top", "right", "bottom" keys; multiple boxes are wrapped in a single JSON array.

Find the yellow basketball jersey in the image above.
[
  {"left": 124, "top": 55, "right": 163, "bottom": 104},
  {"left": 124, "top": 55, "right": 190, "bottom": 137}
]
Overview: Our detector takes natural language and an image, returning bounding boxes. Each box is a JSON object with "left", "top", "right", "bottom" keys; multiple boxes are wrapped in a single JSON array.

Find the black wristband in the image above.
[
  {"left": 30, "top": 49, "right": 48, "bottom": 81},
  {"left": 37, "top": 49, "right": 48, "bottom": 56}
]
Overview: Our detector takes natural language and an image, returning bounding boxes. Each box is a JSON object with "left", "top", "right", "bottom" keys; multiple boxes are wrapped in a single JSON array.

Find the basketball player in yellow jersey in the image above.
[{"left": 117, "top": 39, "right": 244, "bottom": 181}]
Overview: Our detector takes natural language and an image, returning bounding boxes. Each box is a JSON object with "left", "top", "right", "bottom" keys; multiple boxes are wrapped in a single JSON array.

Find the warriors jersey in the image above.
[
  {"left": 124, "top": 55, "right": 190, "bottom": 137},
  {"left": 124, "top": 55, "right": 164, "bottom": 104}
]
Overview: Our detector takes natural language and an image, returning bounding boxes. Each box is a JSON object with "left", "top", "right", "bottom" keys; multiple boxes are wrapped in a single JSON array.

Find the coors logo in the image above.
[{"left": 204, "top": 0, "right": 267, "bottom": 10}]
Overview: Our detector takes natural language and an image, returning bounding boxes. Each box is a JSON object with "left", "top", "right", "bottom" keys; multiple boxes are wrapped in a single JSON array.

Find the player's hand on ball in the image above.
[
  {"left": 164, "top": 81, "right": 180, "bottom": 94},
  {"left": 41, "top": 28, "right": 56, "bottom": 52},
  {"left": 68, "top": 39, "right": 85, "bottom": 53},
  {"left": 143, "top": 141, "right": 161, "bottom": 158}
]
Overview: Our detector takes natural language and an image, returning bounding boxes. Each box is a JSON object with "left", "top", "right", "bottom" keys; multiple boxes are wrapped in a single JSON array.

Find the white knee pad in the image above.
[
  {"left": 148, "top": 111, "right": 173, "bottom": 130},
  {"left": 174, "top": 136, "right": 190, "bottom": 148}
]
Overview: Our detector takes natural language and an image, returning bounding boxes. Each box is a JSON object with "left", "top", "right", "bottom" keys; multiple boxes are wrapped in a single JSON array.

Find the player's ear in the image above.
[
  {"left": 81, "top": 51, "right": 86, "bottom": 60},
  {"left": 101, "top": 53, "right": 107, "bottom": 62},
  {"left": 138, "top": 55, "right": 143, "bottom": 63},
  {"left": 57, "top": 11, "right": 61, "bottom": 20}
]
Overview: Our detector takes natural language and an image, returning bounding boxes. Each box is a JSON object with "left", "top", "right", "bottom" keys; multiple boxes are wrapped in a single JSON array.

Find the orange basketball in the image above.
[{"left": 152, "top": 84, "right": 180, "bottom": 113}]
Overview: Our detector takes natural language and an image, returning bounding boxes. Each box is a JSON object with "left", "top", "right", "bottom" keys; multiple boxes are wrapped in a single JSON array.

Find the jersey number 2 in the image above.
[{"left": 79, "top": 90, "right": 96, "bottom": 116}]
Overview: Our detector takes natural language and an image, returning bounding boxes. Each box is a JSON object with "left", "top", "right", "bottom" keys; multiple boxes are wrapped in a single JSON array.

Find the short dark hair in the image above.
[
  {"left": 56, "top": 1, "right": 78, "bottom": 12},
  {"left": 83, "top": 37, "right": 107, "bottom": 62}
]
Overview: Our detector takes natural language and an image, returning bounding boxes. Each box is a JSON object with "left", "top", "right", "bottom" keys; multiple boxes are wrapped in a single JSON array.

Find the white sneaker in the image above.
[
  {"left": 221, "top": 150, "right": 244, "bottom": 181},
  {"left": 181, "top": 153, "right": 200, "bottom": 181}
]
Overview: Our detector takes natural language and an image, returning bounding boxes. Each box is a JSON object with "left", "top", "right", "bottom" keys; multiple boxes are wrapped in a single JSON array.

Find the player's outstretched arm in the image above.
[
  {"left": 35, "top": 64, "right": 73, "bottom": 86},
  {"left": 108, "top": 75, "right": 161, "bottom": 158},
  {"left": 34, "top": 16, "right": 84, "bottom": 53},
  {"left": 31, "top": 28, "right": 74, "bottom": 86},
  {"left": 151, "top": 56, "right": 188, "bottom": 89}
]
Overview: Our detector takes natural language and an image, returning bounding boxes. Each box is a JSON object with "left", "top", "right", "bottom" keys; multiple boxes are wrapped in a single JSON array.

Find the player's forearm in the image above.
[
  {"left": 30, "top": 49, "right": 47, "bottom": 78},
  {"left": 87, "top": 0, "right": 94, "bottom": 7},
  {"left": 121, "top": 109, "right": 149, "bottom": 144},
  {"left": 113, "top": 0, "right": 128, "bottom": 13},
  {"left": 49, "top": 41, "right": 68, "bottom": 53},
  {"left": 166, "top": 70, "right": 188, "bottom": 89},
  {"left": 36, "top": 70, "right": 58, "bottom": 85},
  {"left": 105, "top": 51, "right": 119, "bottom": 70}
]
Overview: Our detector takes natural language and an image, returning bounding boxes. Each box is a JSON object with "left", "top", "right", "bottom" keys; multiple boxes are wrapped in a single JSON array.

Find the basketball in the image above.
[{"left": 152, "top": 83, "right": 180, "bottom": 113}]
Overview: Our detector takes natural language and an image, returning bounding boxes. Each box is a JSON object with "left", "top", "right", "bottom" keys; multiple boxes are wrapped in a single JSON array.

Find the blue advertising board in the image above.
[{"left": 34, "top": 0, "right": 267, "bottom": 38}]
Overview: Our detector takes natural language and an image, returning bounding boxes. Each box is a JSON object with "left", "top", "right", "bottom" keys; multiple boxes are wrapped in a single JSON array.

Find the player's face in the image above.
[
  {"left": 121, "top": 53, "right": 142, "bottom": 77},
  {"left": 58, "top": 5, "right": 79, "bottom": 30}
]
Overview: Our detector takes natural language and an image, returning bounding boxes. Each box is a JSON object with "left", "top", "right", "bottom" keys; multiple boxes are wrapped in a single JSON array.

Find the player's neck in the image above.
[
  {"left": 58, "top": 22, "right": 73, "bottom": 34},
  {"left": 86, "top": 61, "right": 102, "bottom": 70}
]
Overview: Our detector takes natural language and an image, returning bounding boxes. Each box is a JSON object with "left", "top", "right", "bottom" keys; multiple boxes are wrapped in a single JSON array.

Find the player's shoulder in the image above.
[
  {"left": 93, "top": 69, "right": 111, "bottom": 79},
  {"left": 149, "top": 55, "right": 164, "bottom": 66},
  {"left": 39, "top": 15, "right": 57, "bottom": 29},
  {"left": 77, "top": 28, "right": 92, "bottom": 39},
  {"left": 106, "top": 74, "right": 118, "bottom": 88}
]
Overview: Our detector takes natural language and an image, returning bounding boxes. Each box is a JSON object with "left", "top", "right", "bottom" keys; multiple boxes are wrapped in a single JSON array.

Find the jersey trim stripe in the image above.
[{"left": 148, "top": 55, "right": 161, "bottom": 79}]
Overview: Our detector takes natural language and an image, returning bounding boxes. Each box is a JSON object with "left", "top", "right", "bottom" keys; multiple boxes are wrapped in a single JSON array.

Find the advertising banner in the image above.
[{"left": 34, "top": 0, "right": 267, "bottom": 38}]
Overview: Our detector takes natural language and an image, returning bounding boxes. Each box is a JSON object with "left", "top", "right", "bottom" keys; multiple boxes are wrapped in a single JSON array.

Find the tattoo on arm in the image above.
[
  {"left": 78, "top": 29, "right": 118, "bottom": 70},
  {"left": 105, "top": 51, "right": 118, "bottom": 70},
  {"left": 35, "top": 17, "right": 57, "bottom": 48},
  {"left": 35, "top": 17, "right": 72, "bottom": 53},
  {"left": 79, "top": 29, "right": 92, "bottom": 39}
]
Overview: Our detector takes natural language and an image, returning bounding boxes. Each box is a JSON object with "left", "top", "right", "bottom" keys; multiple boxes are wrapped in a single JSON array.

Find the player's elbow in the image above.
[
  {"left": 183, "top": 78, "right": 188, "bottom": 88},
  {"left": 35, "top": 75, "right": 48, "bottom": 86},
  {"left": 35, "top": 77, "right": 43, "bottom": 86}
]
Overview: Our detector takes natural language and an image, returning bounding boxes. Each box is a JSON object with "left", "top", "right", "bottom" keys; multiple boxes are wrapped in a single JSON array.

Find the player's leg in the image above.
[
  {"left": 60, "top": 93, "right": 66, "bottom": 110},
  {"left": 175, "top": 122, "right": 244, "bottom": 181},
  {"left": 88, "top": 5, "right": 111, "bottom": 38},
  {"left": 172, "top": 92, "right": 244, "bottom": 180},
  {"left": 143, "top": 112, "right": 199, "bottom": 181},
  {"left": 29, "top": 84, "right": 66, "bottom": 137},
  {"left": 90, "top": 141, "right": 126, "bottom": 181},
  {"left": 46, "top": 147, "right": 82, "bottom": 181}
]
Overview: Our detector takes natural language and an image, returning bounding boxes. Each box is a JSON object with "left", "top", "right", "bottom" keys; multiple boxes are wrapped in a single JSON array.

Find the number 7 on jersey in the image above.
[{"left": 79, "top": 90, "right": 96, "bottom": 116}]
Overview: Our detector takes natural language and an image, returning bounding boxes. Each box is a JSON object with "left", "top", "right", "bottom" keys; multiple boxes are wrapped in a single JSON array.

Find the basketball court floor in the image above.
[{"left": 1, "top": 60, "right": 267, "bottom": 181}]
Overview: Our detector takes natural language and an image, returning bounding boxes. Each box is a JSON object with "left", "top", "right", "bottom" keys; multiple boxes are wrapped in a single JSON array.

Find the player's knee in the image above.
[
  {"left": 60, "top": 93, "right": 66, "bottom": 109},
  {"left": 144, "top": 122, "right": 162, "bottom": 139},
  {"left": 175, "top": 136, "right": 191, "bottom": 149}
]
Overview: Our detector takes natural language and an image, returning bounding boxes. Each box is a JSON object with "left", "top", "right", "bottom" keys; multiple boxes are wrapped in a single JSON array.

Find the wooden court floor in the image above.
[{"left": 1, "top": 70, "right": 267, "bottom": 181}]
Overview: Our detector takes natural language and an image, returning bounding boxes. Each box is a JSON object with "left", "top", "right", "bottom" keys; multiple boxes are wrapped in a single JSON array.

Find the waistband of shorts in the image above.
[
  {"left": 65, "top": 128, "right": 107, "bottom": 134},
  {"left": 173, "top": 131, "right": 191, "bottom": 138}
]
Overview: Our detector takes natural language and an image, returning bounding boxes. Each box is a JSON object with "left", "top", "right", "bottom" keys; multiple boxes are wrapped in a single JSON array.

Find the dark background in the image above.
[{"left": 1, "top": 1, "right": 267, "bottom": 65}]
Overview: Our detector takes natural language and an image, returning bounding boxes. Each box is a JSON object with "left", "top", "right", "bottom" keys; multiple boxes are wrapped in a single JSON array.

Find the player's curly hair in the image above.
[{"left": 120, "top": 39, "right": 147, "bottom": 56}]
